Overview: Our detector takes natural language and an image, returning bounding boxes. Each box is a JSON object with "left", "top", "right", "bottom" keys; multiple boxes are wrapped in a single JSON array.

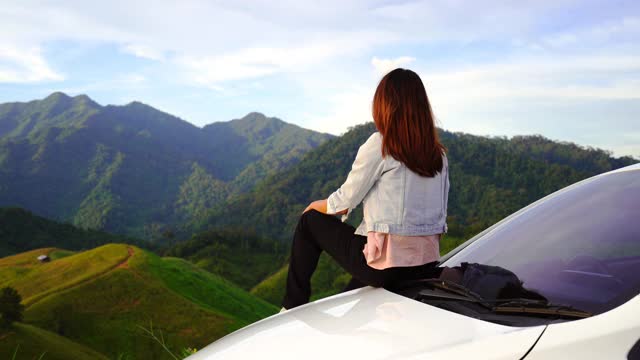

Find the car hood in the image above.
[{"left": 187, "top": 287, "right": 546, "bottom": 360}]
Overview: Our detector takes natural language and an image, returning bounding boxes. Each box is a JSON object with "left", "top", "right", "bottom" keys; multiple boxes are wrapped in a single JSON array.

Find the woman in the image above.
[{"left": 281, "top": 68, "right": 449, "bottom": 311}]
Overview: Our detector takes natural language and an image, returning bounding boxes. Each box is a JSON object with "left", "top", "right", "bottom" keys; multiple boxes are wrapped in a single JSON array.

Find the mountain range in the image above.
[
  {"left": 1, "top": 92, "right": 635, "bottom": 247},
  {"left": 0, "top": 93, "right": 332, "bottom": 239},
  {"left": 0, "top": 92, "right": 635, "bottom": 257},
  {"left": 204, "top": 122, "right": 636, "bottom": 242}
]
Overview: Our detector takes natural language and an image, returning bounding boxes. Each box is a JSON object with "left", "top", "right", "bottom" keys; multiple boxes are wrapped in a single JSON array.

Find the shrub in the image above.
[{"left": 0, "top": 287, "right": 24, "bottom": 328}]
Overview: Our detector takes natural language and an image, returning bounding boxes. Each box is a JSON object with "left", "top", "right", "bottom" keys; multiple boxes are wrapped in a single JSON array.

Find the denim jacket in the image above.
[{"left": 327, "top": 132, "right": 449, "bottom": 236}]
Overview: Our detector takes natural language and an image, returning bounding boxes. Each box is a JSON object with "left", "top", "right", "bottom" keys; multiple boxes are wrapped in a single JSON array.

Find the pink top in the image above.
[{"left": 363, "top": 232, "right": 441, "bottom": 270}]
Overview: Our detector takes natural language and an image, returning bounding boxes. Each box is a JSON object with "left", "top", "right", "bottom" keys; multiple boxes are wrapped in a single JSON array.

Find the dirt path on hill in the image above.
[
  {"left": 116, "top": 247, "right": 144, "bottom": 280},
  {"left": 116, "top": 246, "right": 135, "bottom": 269},
  {"left": 26, "top": 246, "right": 138, "bottom": 309}
]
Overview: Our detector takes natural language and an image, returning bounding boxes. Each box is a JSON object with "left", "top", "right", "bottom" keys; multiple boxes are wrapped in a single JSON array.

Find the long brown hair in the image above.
[{"left": 373, "top": 68, "right": 445, "bottom": 177}]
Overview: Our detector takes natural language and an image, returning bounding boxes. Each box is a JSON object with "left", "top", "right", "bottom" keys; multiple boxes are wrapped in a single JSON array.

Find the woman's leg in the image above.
[
  {"left": 282, "top": 209, "right": 361, "bottom": 309},
  {"left": 282, "top": 210, "right": 442, "bottom": 309}
]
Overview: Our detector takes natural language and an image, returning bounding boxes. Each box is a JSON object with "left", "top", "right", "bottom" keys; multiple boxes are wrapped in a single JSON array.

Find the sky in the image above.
[{"left": 0, "top": 0, "right": 638, "bottom": 158}]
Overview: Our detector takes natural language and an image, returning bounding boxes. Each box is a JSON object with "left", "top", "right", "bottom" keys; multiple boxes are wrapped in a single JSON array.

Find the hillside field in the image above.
[{"left": 0, "top": 244, "right": 277, "bottom": 359}]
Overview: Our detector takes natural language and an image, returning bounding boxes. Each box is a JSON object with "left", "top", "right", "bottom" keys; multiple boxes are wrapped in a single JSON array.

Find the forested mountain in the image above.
[
  {"left": 0, "top": 207, "right": 147, "bottom": 256},
  {"left": 0, "top": 92, "right": 635, "bottom": 249},
  {"left": 204, "top": 122, "right": 637, "bottom": 242},
  {"left": 0, "top": 93, "right": 332, "bottom": 239}
]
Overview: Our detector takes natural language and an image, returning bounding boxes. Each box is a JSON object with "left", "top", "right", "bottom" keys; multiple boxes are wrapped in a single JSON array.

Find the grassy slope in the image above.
[
  {"left": 190, "top": 251, "right": 284, "bottom": 289},
  {"left": 251, "top": 265, "right": 289, "bottom": 306},
  {"left": 0, "top": 323, "right": 109, "bottom": 360},
  {"left": 251, "top": 252, "right": 352, "bottom": 306},
  {"left": 146, "top": 255, "right": 277, "bottom": 325},
  {"left": 0, "top": 244, "right": 130, "bottom": 306},
  {"left": 48, "top": 249, "right": 76, "bottom": 260},
  {"left": 0, "top": 244, "right": 277, "bottom": 360},
  {"left": 162, "top": 229, "right": 288, "bottom": 290}
]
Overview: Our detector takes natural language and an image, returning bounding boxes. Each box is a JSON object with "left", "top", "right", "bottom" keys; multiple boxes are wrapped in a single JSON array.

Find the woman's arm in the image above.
[{"left": 323, "top": 133, "right": 385, "bottom": 220}]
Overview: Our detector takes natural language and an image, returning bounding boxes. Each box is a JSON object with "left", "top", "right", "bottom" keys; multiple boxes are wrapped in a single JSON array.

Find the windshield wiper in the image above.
[
  {"left": 411, "top": 279, "right": 494, "bottom": 309},
  {"left": 419, "top": 279, "right": 487, "bottom": 302},
  {"left": 491, "top": 299, "right": 592, "bottom": 319},
  {"left": 399, "top": 279, "right": 592, "bottom": 319}
]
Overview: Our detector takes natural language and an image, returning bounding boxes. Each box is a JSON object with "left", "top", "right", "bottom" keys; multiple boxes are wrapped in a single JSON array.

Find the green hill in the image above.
[
  {"left": 0, "top": 93, "right": 333, "bottom": 239},
  {"left": 203, "top": 112, "right": 333, "bottom": 194},
  {"left": 250, "top": 252, "right": 351, "bottom": 306},
  {"left": 162, "top": 228, "right": 287, "bottom": 290},
  {"left": 0, "top": 207, "right": 148, "bottom": 257},
  {"left": 0, "top": 323, "right": 109, "bottom": 360},
  {"left": 0, "top": 244, "right": 277, "bottom": 359}
]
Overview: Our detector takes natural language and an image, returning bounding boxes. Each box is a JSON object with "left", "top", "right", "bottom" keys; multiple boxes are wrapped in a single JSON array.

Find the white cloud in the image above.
[
  {"left": 58, "top": 73, "right": 147, "bottom": 95},
  {"left": 297, "top": 50, "right": 640, "bottom": 144},
  {"left": 0, "top": 1, "right": 396, "bottom": 82},
  {"left": 122, "top": 44, "right": 164, "bottom": 61},
  {"left": 120, "top": 73, "right": 146, "bottom": 85},
  {"left": 309, "top": 52, "right": 640, "bottom": 135},
  {"left": 421, "top": 54, "right": 640, "bottom": 116},
  {"left": 0, "top": 0, "right": 619, "bottom": 87},
  {"left": 542, "top": 33, "right": 578, "bottom": 48},
  {"left": 370, "top": 0, "right": 577, "bottom": 42},
  {"left": 407, "top": 53, "right": 640, "bottom": 155},
  {"left": 177, "top": 31, "right": 394, "bottom": 87},
  {"left": 304, "top": 85, "right": 373, "bottom": 135},
  {"left": 371, "top": 56, "right": 416, "bottom": 77},
  {"left": 177, "top": 49, "right": 282, "bottom": 84},
  {"left": 591, "top": 16, "right": 640, "bottom": 40},
  {"left": 0, "top": 45, "right": 63, "bottom": 83},
  {"left": 538, "top": 16, "right": 640, "bottom": 49}
]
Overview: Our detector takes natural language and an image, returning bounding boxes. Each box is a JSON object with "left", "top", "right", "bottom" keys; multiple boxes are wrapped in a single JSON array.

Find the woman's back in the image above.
[{"left": 328, "top": 131, "right": 449, "bottom": 237}]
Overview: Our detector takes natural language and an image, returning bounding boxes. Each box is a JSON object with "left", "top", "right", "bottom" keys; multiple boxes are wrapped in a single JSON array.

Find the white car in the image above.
[{"left": 188, "top": 164, "right": 640, "bottom": 360}]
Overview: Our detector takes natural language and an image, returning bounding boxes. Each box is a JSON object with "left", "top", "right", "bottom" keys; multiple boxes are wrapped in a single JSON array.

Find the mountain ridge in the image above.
[
  {"left": 1, "top": 92, "right": 324, "bottom": 135},
  {"left": 203, "top": 122, "right": 637, "bottom": 242},
  {"left": 0, "top": 92, "right": 334, "bottom": 239},
  {"left": 1, "top": 92, "right": 634, "bottom": 243}
]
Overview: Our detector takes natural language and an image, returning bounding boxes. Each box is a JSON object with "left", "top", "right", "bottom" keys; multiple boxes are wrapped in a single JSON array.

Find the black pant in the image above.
[{"left": 282, "top": 210, "right": 441, "bottom": 309}]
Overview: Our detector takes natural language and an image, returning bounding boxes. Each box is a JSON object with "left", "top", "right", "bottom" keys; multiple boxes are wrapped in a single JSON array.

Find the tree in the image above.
[{"left": 0, "top": 286, "right": 24, "bottom": 328}]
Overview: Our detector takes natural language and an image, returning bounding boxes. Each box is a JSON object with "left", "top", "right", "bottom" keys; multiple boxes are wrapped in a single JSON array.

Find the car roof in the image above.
[{"left": 606, "top": 162, "right": 640, "bottom": 175}]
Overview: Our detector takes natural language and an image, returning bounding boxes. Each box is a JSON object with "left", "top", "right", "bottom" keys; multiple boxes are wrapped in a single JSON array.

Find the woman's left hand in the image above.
[{"left": 303, "top": 199, "right": 328, "bottom": 214}]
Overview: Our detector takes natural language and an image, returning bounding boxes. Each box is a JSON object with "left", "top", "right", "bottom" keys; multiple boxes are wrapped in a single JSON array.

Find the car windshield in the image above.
[{"left": 438, "top": 169, "right": 640, "bottom": 316}]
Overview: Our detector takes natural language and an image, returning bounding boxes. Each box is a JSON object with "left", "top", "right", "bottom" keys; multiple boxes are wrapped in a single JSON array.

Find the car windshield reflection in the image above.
[{"left": 391, "top": 169, "right": 640, "bottom": 325}]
